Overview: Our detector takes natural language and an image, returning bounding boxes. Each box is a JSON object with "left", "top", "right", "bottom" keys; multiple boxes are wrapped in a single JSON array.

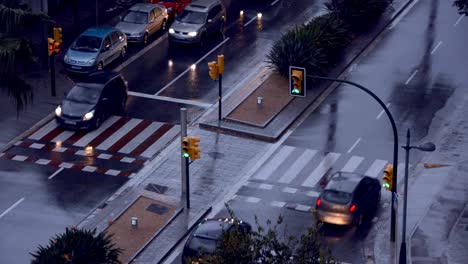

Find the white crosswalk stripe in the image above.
[
  {"left": 141, "top": 125, "right": 180, "bottom": 158},
  {"left": 118, "top": 122, "right": 163, "bottom": 154},
  {"left": 365, "top": 159, "right": 388, "bottom": 178},
  {"left": 51, "top": 130, "right": 74, "bottom": 144},
  {"left": 29, "top": 120, "right": 57, "bottom": 140},
  {"left": 74, "top": 116, "right": 121, "bottom": 147},
  {"left": 254, "top": 145, "right": 295, "bottom": 180},
  {"left": 96, "top": 119, "right": 142, "bottom": 150},
  {"left": 341, "top": 156, "right": 364, "bottom": 172},
  {"left": 302, "top": 152, "right": 341, "bottom": 187},
  {"left": 278, "top": 149, "right": 317, "bottom": 183}
]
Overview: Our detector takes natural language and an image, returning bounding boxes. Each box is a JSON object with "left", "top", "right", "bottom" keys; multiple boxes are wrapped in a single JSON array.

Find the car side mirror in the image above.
[
  {"left": 207, "top": 19, "right": 213, "bottom": 23},
  {"left": 102, "top": 44, "right": 110, "bottom": 52},
  {"left": 102, "top": 97, "right": 109, "bottom": 101},
  {"left": 118, "top": 15, "right": 123, "bottom": 21}
]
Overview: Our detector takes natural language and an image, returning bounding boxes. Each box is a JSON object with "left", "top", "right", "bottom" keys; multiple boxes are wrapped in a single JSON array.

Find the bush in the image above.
[{"left": 30, "top": 227, "right": 122, "bottom": 264}]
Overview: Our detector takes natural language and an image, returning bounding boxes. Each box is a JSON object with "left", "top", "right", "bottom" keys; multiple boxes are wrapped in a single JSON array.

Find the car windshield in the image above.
[
  {"left": 66, "top": 85, "right": 101, "bottom": 104},
  {"left": 323, "top": 190, "right": 352, "bottom": 205},
  {"left": 176, "top": 10, "right": 206, "bottom": 24},
  {"left": 71, "top": 35, "right": 101, "bottom": 52},
  {"left": 193, "top": 221, "right": 229, "bottom": 240},
  {"left": 123, "top": 11, "right": 148, "bottom": 24}
]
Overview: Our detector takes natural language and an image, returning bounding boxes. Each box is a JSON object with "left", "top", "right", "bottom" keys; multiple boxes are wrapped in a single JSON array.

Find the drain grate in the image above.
[
  {"left": 145, "top": 183, "right": 168, "bottom": 194},
  {"left": 146, "top": 203, "right": 169, "bottom": 215}
]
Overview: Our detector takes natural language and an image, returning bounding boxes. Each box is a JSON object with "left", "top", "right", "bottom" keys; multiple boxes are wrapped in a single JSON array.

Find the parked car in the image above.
[
  {"left": 150, "top": 0, "right": 192, "bottom": 21},
  {"left": 168, "top": 0, "right": 226, "bottom": 46},
  {"left": 55, "top": 72, "right": 128, "bottom": 130},
  {"left": 115, "top": 3, "right": 168, "bottom": 45},
  {"left": 182, "top": 218, "right": 251, "bottom": 262},
  {"left": 315, "top": 172, "right": 381, "bottom": 227},
  {"left": 64, "top": 27, "right": 127, "bottom": 73}
]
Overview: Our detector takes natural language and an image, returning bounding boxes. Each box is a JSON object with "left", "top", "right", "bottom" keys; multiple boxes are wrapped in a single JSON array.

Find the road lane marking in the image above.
[
  {"left": 365, "top": 159, "right": 388, "bottom": 178},
  {"left": 140, "top": 124, "right": 179, "bottom": 158},
  {"left": 118, "top": 122, "right": 163, "bottom": 154},
  {"left": 430, "top": 41, "right": 443, "bottom": 55},
  {"left": 115, "top": 34, "right": 168, "bottom": 72},
  {"left": 254, "top": 145, "right": 295, "bottom": 180},
  {"left": 278, "top": 149, "right": 317, "bottom": 183},
  {"left": 341, "top": 156, "right": 364, "bottom": 172},
  {"left": 271, "top": 201, "right": 286, "bottom": 207},
  {"left": 282, "top": 187, "right": 298, "bottom": 194},
  {"left": 270, "top": 0, "right": 280, "bottom": 6},
  {"left": 156, "top": 37, "right": 231, "bottom": 96},
  {"left": 29, "top": 120, "right": 57, "bottom": 140},
  {"left": 377, "top": 103, "right": 391, "bottom": 119},
  {"left": 0, "top": 198, "right": 25, "bottom": 219},
  {"left": 302, "top": 152, "right": 340, "bottom": 187},
  {"left": 96, "top": 119, "right": 141, "bottom": 150},
  {"left": 454, "top": 15, "right": 464, "bottom": 27},
  {"left": 128, "top": 91, "right": 212, "bottom": 107},
  {"left": 405, "top": 70, "right": 418, "bottom": 85},
  {"left": 389, "top": 0, "right": 419, "bottom": 29},
  {"left": 347, "top": 137, "right": 361, "bottom": 153},
  {"left": 244, "top": 16, "right": 256, "bottom": 27},
  {"left": 48, "top": 167, "right": 64, "bottom": 180},
  {"left": 73, "top": 116, "right": 120, "bottom": 147}
]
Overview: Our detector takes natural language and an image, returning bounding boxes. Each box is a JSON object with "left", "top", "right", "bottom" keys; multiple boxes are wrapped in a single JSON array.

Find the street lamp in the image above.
[{"left": 399, "top": 129, "right": 435, "bottom": 264}]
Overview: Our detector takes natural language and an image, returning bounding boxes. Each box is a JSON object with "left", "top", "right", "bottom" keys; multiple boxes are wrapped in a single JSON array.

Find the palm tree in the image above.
[
  {"left": 30, "top": 227, "right": 122, "bottom": 264},
  {"left": 454, "top": 0, "right": 468, "bottom": 15},
  {"left": 0, "top": 0, "right": 48, "bottom": 111}
]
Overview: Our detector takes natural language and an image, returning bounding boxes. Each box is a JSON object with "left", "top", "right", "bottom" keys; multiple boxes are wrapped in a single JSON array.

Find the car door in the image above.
[
  {"left": 147, "top": 9, "right": 157, "bottom": 35},
  {"left": 101, "top": 36, "right": 113, "bottom": 65},
  {"left": 99, "top": 85, "right": 112, "bottom": 118},
  {"left": 110, "top": 32, "right": 121, "bottom": 62},
  {"left": 206, "top": 5, "right": 220, "bottom": 35},
  {"left": 153, "top": 7, "right": 164, "bottom": 32}
]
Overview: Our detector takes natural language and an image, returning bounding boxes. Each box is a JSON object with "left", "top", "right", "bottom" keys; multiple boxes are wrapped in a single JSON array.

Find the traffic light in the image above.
[
  {"left": 53, "top": 27, "right": 63, "bottom": 48},
  {"left": 188, "top": 137, "right": 201, "bottom": 161},
  {"left": 182, "top": 137, "right": 190, "bottom": 158},
  {"left": 217, "top": 54, "right": 224, "bottom": 74},
  {"left": 289, "top": 66, "right": 306, "bottom": 97},
  {"left": 208, "top": 61, "right": 218, "bottom": 80},
  {"left": 382, "top": 164, "right": 394, "bottom": 191},
  {"left": 48, "top": 38, "right": 58, "bottom": 56}
]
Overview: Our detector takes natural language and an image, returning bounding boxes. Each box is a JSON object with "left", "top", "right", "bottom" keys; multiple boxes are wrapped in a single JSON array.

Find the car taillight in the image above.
[
  {"left": 316, "top": 198, "right": 321, "bottom": 207},
  {"left": 349, "top": 204, "right": 357, "bottom": 212}
]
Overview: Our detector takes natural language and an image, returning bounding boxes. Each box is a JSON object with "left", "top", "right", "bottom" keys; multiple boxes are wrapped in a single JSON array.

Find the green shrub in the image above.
[{"left": 325, "top": 0, "right": 393, "bottom": 31}]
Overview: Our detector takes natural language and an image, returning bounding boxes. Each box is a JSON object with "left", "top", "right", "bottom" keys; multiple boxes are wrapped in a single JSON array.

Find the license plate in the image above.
[
  {"left": 71, "top": 66, "right": 81, "bottom": 69},
  {"left": 64, "top": 120, "right": 76, "bottom": 125}
]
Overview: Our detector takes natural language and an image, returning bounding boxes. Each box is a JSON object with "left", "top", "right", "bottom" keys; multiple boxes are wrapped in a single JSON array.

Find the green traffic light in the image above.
[
  {"left": 382, "top": 183, "right": 390, "bottom": 188},
  {"left": 182, "top": 153, "right": 189, "bottom": 158},
  {"left": 292, "top": 88, "right": 299, "bottom": 94}
]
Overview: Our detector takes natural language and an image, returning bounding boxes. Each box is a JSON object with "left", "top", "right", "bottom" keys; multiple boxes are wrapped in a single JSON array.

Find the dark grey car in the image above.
[{"left": 168, "top": 0, "right": 226, "bottom": 45}]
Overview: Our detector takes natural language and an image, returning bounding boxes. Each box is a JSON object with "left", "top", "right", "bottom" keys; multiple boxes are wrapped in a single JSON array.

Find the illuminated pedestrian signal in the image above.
[
  {"left": 53, "top": 27, "right": 63, "bottom": 48},
  {"left": 48, "top": 38, "right": 58, "bottom": 56},
  {"left": 182, "top": 137, "right": 190, "bottom": 158},
  {"left": 382, "top": 164, "right": 394, "bottom": 191},
  {"left": 188, "top": 137, "right": 201, "bottom": 161},
  {"left": 289, "top": 66, "right": 306, "bottom": 97},
  {"left": 208, "top": 61, "right": 218, "bottom": 80}
]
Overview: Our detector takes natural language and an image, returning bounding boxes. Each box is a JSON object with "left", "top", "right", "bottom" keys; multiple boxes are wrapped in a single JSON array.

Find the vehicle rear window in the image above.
[
  {"left": 322, "top": 190, "right": 352, "bottom": 205},
  {"left": 71, "top": 35, "right": 102, "bottom": 52},
  {"left": 123, "top": 11, "right": 148, "bottom": 24},
  {"left": 193, "top": 221, "right": 229, "bottom": 240},
  {"left": 177, "top": 10, "right": 207, "bottom": 24}
]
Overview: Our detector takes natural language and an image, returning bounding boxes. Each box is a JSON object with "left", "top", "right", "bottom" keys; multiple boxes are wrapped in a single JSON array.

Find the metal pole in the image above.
[
  {"left": 399, "top": 129, "right": 411, "bottom": 263},
  {"left": 185, "top": 157, "right": 190, "bottom": 209},
  {"left": 307, "top": 75, "right": 399, "bottom": 243},
  {"left": 180, "top": 108, "right": 187, "bottom": 204},
  {"left": 218, "top": 74, "right": 222, "bottom": 121},
  {"left": 50, "top": 54, "right": 56, "bottom": 97}
]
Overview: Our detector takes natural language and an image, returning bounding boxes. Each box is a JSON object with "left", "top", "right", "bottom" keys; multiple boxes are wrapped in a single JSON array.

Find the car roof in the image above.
[
  {"left": 186, "top": 0, "right": 219, "bottom": 12},
  {"left": 324, "top": 172, "right": 367, "bottom": 193},
  {"left": 129, "top": 3, "right": 162, "bottom": 12},
  {"left": 81, "top": 27, "right": 115, "bottom": 38},
  {"left": 77, "top": 71, "right": 120, "bottom": 86}
]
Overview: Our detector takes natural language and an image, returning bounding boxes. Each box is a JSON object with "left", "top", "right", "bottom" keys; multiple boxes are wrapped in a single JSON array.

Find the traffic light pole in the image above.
[
  {"left": 180, "top": 108, "right": 188, "bottom": 208},
  {"left": 307, "top": 75, "right": 399, "bottom": 243},
  {"left": 50, "top": 54, "right": 56, "bottom": 97},
  {"left": 218, "top": 74, "right": 222, "bottom": 121},
  {"left": 398, "top": 129, "right": 411, "bottom": 264},
  {"left": 185, "top": 157, "right": 190, "bottom": 209}
]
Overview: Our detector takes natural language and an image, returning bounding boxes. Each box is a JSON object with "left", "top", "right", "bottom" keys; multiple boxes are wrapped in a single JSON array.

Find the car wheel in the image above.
[
  {"left": 96, "top": 62, "right": 104, "bottom": 71},
  {"left": 161, "top": 19, "right": 167, "bottom": 31},
  {"left": 143, "top": 33, "right": 149, "bottom": 45},
  {"left": 94, "top": 117, "right": 101, "bottom": 130},
  {"left": 120, "top": 46, "right": 127, "bottom": 60}
]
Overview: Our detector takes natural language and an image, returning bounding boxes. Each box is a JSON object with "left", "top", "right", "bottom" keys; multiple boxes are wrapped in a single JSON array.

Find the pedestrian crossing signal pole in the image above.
[
  {"left": 180, "top": 108, "right": 188, "bottom": 209},
  {"left": 207, "top": 54, "right": 224, "bottom": 121}
]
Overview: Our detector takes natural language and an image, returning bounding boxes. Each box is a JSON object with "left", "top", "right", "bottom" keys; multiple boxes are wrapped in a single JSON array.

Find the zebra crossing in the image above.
[
  {"left": 0, "top": 116, "right": 180, "bottom": 177},
  {"left": 229, "top": 145, "right": 407, "bottom": 212}
]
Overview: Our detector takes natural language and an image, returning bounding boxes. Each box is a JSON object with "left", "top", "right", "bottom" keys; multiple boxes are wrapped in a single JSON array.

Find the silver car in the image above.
[
  {"left": 168, "top": 0, "right": 226, "bottom": 46},
  {"left": 116, "top": 3, "right": 168, "bottom": 45},
  {"left": 64, "top": 27, "right": 127, "bottom": 73}
]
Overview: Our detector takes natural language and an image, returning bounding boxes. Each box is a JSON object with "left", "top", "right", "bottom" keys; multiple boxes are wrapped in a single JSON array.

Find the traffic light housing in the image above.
[
  {"left": 188, "top": 137, "right": 201, "bottom": 161},
  {"left": 48, "top": 38, "right": 58, "bottom": 56},
  {"left": 53, "top": 27, "right": 63, "bottom": 48},
  {"left": 208, "top": 61, "right": 218, "bottom": 80},
  {"left": 289, "top": 66, "right": 306, "bottom": 97},
  {"left": 382, "top": 164, "right": 394, "bottom": 191},
  {"left": 182, "top": 137, "right": 190, "bottom": 158},
  {"left": 217, "top": 54, "right": 224, "bottom": 74}
]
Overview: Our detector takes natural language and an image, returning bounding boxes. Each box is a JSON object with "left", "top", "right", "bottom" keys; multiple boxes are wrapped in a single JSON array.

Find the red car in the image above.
[{"left": 150, "top": 0, "right": 191, "bottom": 20}]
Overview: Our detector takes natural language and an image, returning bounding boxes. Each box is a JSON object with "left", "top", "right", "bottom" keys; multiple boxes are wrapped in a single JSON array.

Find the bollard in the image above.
[
  {"left": 131, "top": 217, "right": 138, "bottom": 228},
  {"left": 257, "top": 97, "right": 263, "bottom": 106}
]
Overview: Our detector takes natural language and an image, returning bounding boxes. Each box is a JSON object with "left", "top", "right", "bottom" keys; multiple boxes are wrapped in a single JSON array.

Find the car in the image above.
[
  {"left": 181, "top": 218, "right": 251, "bottom": 262},
  {"left": 315, "top": 172, "right": 381, "bottom": 227},
  {"left": 55, "top": 71, "right": 128, "bottom": 130},
  {"left": 150, "top": 0, "right": 192, "bottom": 21},
  {"left": 64, "top": 27, "right": 127, "bottom": 73},
  {"left": 168, "top": 0, "right": 226, "bottom": 46},
  {"left": 115, "top": 3, "right": 168, "bottom": 45}
]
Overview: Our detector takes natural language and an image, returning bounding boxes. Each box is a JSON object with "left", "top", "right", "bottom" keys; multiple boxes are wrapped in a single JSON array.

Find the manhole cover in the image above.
[
  {"left": 208, "top": 152, "right": 224, "bottom": 159},
  {"left": 146, "top": 203, "right": 169, "bottom": 215},
  {"left": 145, "top": 183, "right": 168, "bottom": 194}
]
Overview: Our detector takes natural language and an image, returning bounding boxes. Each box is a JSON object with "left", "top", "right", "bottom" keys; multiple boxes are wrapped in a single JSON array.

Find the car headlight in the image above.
[
  {"left": 55, "top": 105, "right": 62, "bottom": 117},
  {"left": 87, "top": 58, "right": 96, "bottom": 66},
  {"left": 188, "top": 31, "right": 197, "bottom": 37},
  {"left": 169, "top": 28, "right": 175, "bottom": 34},
  {"left": 83, "top": 110, "right": 95, "bottom": 121}
]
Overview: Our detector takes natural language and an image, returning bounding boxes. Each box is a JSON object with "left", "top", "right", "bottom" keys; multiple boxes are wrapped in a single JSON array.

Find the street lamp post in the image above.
[
  {"left": 307, "top": 74, "right": 399, "bottom": 242},
  {"left": 399, "top": 129, "right": 435, "bottom": 263}
]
